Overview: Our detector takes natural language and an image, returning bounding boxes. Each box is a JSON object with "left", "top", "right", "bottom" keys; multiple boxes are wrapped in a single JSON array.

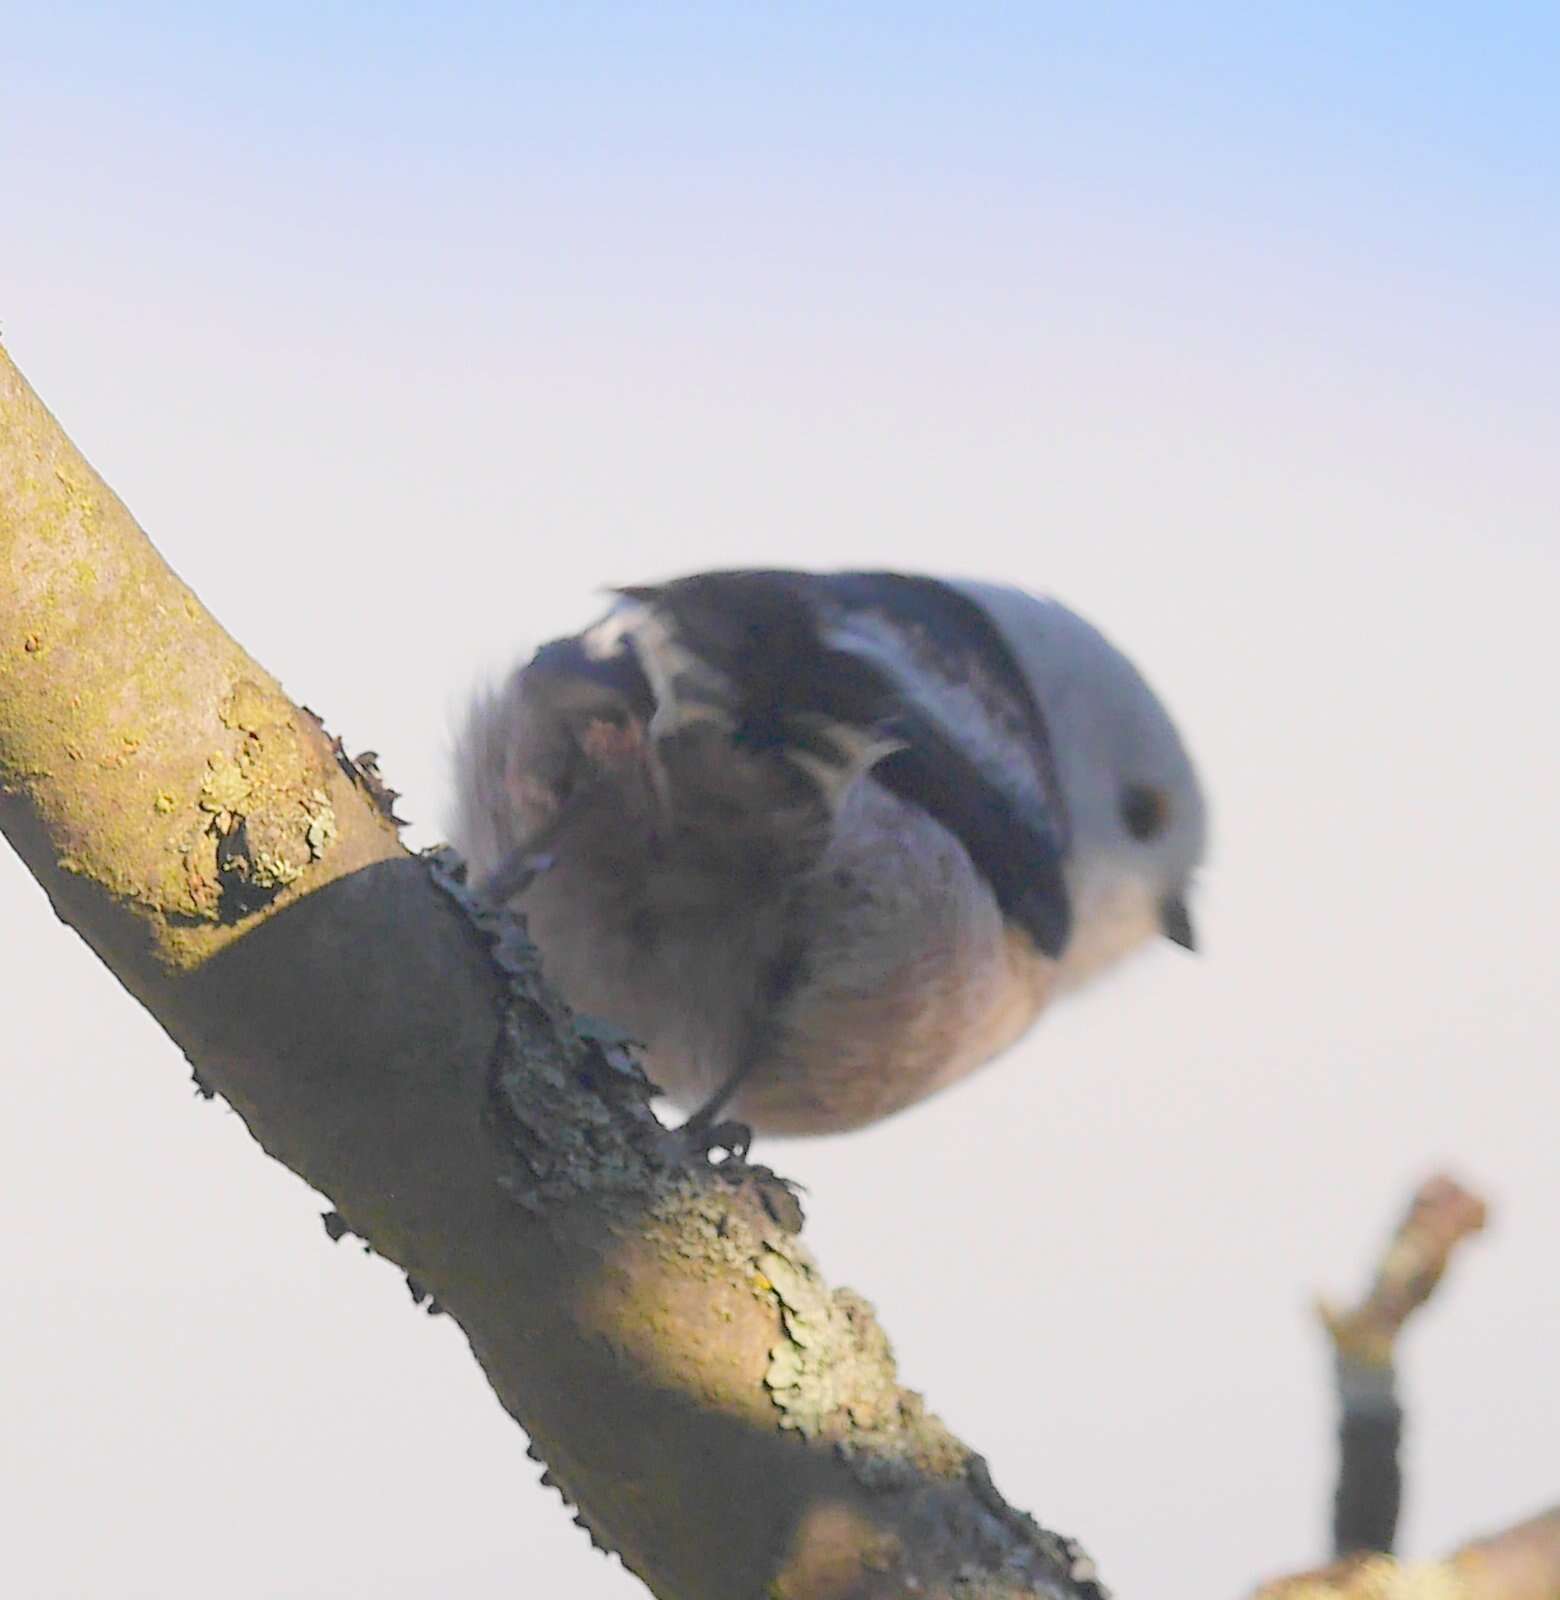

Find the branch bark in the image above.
[
  {"left": 1251, "top": 1506, "right": 1560, "bottom": 1600},
  {"left": 1318, "top": 1176, "right": 1490, "bottom": 1557},
  {"left": 0, "top": 344, "right": 1103, "bottom": 1600}
]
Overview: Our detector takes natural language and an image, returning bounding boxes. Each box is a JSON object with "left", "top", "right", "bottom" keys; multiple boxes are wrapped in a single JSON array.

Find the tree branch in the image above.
[
  {"left": 1252, "top": 1506, "right": 1560, "bottom": 1600},
  {"left": 1318, "top": 1176, "right": 1489, "bottom": 1558},
  {"left": 0, "top": 343, "right": 1103, "bottom": 1600}
]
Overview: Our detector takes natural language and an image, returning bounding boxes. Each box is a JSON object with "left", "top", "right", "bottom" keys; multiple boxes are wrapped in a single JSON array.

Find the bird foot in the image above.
[
  {"left": 475, "top": 848, "right": 556, "bottom": 904},
  {"left": 660, "top": 1113, "right": 753, "bottom": 1164}
]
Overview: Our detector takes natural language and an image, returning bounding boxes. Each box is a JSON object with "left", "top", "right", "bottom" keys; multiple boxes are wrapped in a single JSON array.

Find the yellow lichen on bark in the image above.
[{"left": 0, "top": 341, "right": 398, "bottom": 969}]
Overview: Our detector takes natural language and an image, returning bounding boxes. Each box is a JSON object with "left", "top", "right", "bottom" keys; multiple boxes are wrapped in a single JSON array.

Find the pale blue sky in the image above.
[
  {"left": 9, "top": 6, "right": 1560, "bottom": 291},
  {"left": 3, "top": 9, "right": 1557, "bottom": 1600}
]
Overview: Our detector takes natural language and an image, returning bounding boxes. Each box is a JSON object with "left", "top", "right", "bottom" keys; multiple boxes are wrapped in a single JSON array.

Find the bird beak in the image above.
[{"left": 1159, "top": 892, "right": 1196, "bottom": 952}]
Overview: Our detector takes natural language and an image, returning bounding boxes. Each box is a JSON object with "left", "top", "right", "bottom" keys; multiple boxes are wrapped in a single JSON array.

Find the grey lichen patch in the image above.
[
  {"left": 232, "top": 820, "right": 305, "bottom": 890},
  {"left": 425, "top": 846, "right": 665, "bottom": 1212},
  {"left": 758, "top": 1244, "right": 911, "bottom": 1449},
  {"left": 304, "top": 794, "right": 337, "bottom": 859},
  {"left": 651, "top": 1163, "right": 778, "bottom": 1268},
  {"left": 176, "top": 683, "right": 340, "bottom": 920},
  {"left": 199, "top": 750, "right": 252, "bottom": 821},
  {"left": 757, "top": 1264, "right": 1110, "bottom": 1591},
  {"left": 749, "top": 1231, "right": 1084, "bottom": 1589}
]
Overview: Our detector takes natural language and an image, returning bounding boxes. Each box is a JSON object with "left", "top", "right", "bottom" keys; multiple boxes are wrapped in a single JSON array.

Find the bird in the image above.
[{"left": 450, "top": 569, "right": 1206, "bottom": 1141}]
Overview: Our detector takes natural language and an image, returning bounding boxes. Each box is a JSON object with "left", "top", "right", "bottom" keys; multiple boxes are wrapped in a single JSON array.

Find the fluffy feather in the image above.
[{"left": 450, "top": 570, "right": 1205, "bottom": 1136}]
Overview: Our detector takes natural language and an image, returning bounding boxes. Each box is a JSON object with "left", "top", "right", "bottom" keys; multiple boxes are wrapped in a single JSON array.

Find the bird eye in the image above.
[{"left": 1121, "top": 783, "right": 1170, "bottom": 842}]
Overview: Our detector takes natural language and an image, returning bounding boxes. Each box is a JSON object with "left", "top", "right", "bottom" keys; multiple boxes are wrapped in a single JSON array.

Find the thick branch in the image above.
[
  {"left": 1252, "top": 1506, "right": 1560, "bottom": 1600},
  {"left": 0, "top": 344, "right": 1102, "bottom": 1600}
]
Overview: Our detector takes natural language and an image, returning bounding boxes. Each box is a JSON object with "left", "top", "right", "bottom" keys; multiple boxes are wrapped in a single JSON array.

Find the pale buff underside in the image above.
[{"left": 452, "top": 676, "right": 1163, "bottom": 1137}]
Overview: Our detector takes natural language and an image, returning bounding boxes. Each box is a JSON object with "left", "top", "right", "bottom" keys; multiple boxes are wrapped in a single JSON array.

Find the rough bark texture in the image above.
[{"left": 0, "top": 344, "right": 1105, "bottom": 1600}]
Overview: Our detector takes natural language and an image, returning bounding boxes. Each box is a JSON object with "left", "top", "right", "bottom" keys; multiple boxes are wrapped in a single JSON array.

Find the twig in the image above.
[{"left": 1317, "top": 1175, "right": 1489, "bottom": 1556}]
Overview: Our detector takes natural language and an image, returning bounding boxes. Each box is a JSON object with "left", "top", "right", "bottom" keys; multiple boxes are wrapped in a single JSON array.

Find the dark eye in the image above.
[{"left": 1121, "top": 783, "right": 1170, "bottom": 842}]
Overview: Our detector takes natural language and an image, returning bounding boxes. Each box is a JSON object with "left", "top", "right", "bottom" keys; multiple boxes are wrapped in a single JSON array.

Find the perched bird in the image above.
[{"left": 451, "top": 570, "right": 1206, "bottom": 1140}]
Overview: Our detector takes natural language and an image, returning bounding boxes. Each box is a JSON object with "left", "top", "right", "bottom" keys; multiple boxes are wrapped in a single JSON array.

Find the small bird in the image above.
[{"left": 451, "top": 570, "right": 1206, "bottom": 1140}]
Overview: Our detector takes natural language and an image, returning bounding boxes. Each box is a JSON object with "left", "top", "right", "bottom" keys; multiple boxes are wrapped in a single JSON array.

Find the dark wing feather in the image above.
[
  {"left": 615, "top": 572, "right": 896, "bottom": 752},
  {"left": 620, "top": 570, "right": 1073, "bottom": 957}
]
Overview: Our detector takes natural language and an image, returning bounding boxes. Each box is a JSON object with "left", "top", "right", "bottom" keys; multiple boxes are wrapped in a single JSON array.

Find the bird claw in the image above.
[
  {"left": 664, "top": 1113, "right": 753, "bottom": 1164},
  {"left": 476, "top": 848, "right": 556, "bottom": 904}
]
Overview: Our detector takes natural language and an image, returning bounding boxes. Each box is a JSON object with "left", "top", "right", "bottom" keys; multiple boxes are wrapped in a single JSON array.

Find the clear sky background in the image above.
[{"left": 3, "top": 6, "right": 1557, "bottom": 1597}]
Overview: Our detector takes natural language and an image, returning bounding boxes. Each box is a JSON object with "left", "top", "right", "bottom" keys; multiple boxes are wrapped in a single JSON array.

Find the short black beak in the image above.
[{"left": 1159, "top": 892, "right": 1196, "bottom": 952}]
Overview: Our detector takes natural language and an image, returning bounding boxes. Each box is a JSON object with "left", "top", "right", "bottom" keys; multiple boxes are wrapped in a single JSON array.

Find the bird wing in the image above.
[{"left": 610, "top": 570, "right": 1073, "bottom": 957}]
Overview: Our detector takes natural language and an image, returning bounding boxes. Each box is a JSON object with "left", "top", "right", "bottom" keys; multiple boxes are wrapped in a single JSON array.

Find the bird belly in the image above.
[
  {"left": 724, "top": 921, "right": 1054, "bottom": 1136},
  {"left": 712, "top": 788, "right": 1060, "bottom": 1136}
]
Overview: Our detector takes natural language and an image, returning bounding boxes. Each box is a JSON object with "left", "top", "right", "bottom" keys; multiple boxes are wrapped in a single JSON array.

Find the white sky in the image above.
[{"left": 3, "top": 9, "right": 1557, "bottom": 1598}]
